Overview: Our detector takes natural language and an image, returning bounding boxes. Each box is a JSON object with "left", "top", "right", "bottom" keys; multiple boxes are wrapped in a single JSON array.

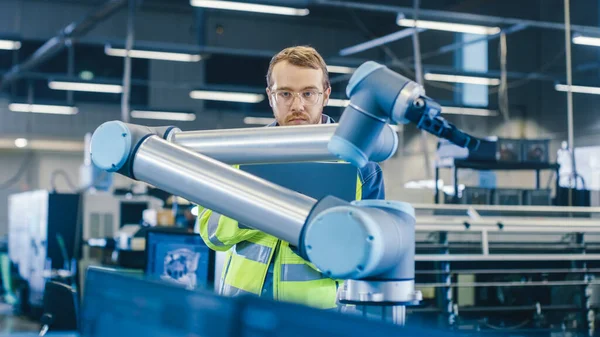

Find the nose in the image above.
[{"left": 290, "top": 94, "right": 305, "bottom": 112}]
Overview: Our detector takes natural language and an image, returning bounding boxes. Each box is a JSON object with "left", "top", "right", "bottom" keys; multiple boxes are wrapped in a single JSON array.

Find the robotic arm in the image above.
[
  {"left": 329, "top": 61, "right": 483, "bottom": 168},
  {"left": 90, "top": 61, "right": 481, "bottom": 324}
]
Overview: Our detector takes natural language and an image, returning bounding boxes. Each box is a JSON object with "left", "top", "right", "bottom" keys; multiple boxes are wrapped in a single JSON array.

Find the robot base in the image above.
[
  {"left": 338, "top": 279, "right": 422, "bottom": 325},
  {"left": 338, "top": 279, "right": 422, "bottom": 305}
]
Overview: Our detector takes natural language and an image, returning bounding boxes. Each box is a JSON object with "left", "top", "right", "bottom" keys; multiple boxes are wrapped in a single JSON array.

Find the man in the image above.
[{"left": 197, "top": 46, "right": 385, "bottom": 309}]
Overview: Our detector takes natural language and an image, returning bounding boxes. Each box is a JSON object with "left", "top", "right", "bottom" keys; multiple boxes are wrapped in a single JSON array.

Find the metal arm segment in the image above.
[
  {"left": 169, "top": 123, "right": 399, "bottom": 165},
  {"left": 90, "top": 121, "right": 316, "bottom": 245}
]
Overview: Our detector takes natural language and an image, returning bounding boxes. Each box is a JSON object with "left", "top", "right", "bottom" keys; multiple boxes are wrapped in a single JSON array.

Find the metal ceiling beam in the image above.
[
  {"left": 418, "top": 65, "right": 559, "bottom": 82},
  {"left": 431, "top": 24, "right": 528, "bottom": 58},
  {"left": 314, "top": 0, "right": 600, "bottom": 35},
  {"left": 339, "top": 27, "right": 425, "bottom": 56},
  {"left": 0, "top": 0, "right": 127, "bottom": 91},
  {"left": 402, "top": 23, "right": 529, "bottom": 64}
]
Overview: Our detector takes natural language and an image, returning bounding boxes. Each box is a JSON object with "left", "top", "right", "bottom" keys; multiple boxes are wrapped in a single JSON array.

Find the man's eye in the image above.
[
  {"left": 303, "top": 92, "right": 313, "bottom": 97},
  {"left": 279, "top": 92, "right": 291, "bottom": 98}
]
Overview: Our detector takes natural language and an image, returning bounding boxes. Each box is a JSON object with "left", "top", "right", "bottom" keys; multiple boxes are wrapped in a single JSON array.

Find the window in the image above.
[{"left": 456, "top": 33, "right": 489, "bottom": 107}]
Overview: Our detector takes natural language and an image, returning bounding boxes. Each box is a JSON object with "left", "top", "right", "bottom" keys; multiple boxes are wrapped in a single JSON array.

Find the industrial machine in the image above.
[
  {"left": 89, "top": 61, "right": 487, "bottom": 325},
  {"left": 7, "top": 133, "right": 164, "bottom": 313},
  {"left": 411, "top": 204, "right": 600, "bottom": 336}
]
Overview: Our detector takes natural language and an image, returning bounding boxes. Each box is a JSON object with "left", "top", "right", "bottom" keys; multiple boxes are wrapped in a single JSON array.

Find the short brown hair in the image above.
[{"left": 266, "top": 46, "right": 330, "bottom": 90}]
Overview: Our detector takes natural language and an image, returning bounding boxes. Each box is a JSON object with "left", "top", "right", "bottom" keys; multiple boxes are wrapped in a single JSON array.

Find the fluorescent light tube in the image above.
[
  {"left": 555, "top": 84, "right": 600, "bottom": 95},
  {"left": 441, "top": 106, "right": 498, "bottom": 116},
  {"left": 573, "top": 35, "right": 600, "bottom": 47},
  {"left": 9, "top": 103, "right": 78, "bottom": 115},
  {"left": 0, "top": 39, "right": 21, "bottom": 50},
  {"left": 397, "top": 18, "right": 500, "bottom": 35},
  {"left": 243, "top": 116, "right": 275, "bottom": 125},
  {"left": 190, "top": 0, "right": 309, "bottom": 16},
  {"left": 105, "top": 45, "right": 202, "bottom": 62},
  {"left": 131, "top": 110, "right": 197, "bottom": 121},
  {"left": 327, "top": 98, "right": 350, "bottom": 107},
  {"left": 425, "top": 73, "right": 500, "bottom": 86},
  {"left": 190, "top": 90, "right": 265, "bottom": 103},
  {"left": 14, "top": 138, "right": 28, "bottom": 148},
  {"left": 327, "top": 65, "right": 356, "bottom": 74},
  {"left": 49, "top": 81, "right": 123, "bottom": 93}
]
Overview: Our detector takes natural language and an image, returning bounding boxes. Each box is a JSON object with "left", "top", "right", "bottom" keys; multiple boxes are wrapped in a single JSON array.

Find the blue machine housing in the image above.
[
  {"left": 329, "top": 61, "right": 414, "bottom": 168},
  {"left": 90, "top": 121, "right": 178, "bottom": 179}
]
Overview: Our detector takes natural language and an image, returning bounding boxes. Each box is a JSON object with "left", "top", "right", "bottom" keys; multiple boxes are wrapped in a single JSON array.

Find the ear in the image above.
[
  {"left": 266, "top": 87, "right": 273, "bottom": 108},
  {"left": 322, "top": 86, "right": 332, "bottom": 107}
]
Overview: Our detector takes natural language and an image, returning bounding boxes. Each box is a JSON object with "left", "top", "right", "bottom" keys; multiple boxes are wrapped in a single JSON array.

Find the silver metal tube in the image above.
[
  {"left": 170, "top": 123, "right": 397, "bottom": 164},
  {"left": 564, "top": 0, "right": 576, "bottom": 203},
  {"left": 132, "top": 136, "right": 317, "bottom": 246}
]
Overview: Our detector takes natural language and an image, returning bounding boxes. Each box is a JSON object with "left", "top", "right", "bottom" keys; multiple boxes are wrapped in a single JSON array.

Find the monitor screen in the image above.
[
  {"left": 81, "top": 267, "right": 236, "bottom": 337},
  {"left": 239, "top": 162, "right": 357, "bottom": 202},
  {"left": 145, "top": 231, "right": 214, "bottom": 290}
]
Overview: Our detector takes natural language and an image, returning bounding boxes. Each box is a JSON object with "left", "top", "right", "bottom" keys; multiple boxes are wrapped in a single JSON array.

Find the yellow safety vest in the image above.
[{"left": 197, "top": 174, "right": 363, "bottom": 310}]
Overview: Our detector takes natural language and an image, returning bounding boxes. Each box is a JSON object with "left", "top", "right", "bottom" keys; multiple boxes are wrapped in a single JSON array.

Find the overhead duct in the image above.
[{"left": 0, "top": 0, "right": 127, "bottom": 90}]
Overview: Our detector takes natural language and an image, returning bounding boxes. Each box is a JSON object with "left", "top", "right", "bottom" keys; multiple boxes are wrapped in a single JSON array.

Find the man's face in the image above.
[{"left": 267, "top": 61, "right": 331, "bottom": 126}]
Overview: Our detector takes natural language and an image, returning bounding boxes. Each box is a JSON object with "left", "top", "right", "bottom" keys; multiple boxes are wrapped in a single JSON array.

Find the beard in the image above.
[{"left": 281, "top": 111, "right": 321, "bottom": 126}]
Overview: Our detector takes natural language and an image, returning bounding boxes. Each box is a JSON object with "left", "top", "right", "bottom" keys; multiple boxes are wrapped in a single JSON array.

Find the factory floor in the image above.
[{"left": 0, "top": 302, "right": 39, "bottom": 334}]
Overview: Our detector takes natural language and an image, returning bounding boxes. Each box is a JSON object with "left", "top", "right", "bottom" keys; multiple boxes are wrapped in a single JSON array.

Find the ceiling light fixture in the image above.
[
  {"left": 131, "top": 110, "right": 197, "bottom": 121},
  {"left": 572, "top": 35, "right": 600, "bottom": 47},
  {"left": 425, "top": 73, "right": 501, "bottom": 86},
  {"left": 0, "top": 39, "right": 21, "bottom": 50},
  {"left": 48, "top": 81, "right": 123, "bottom": 93},
  {"left": 555, "top": 83, "right": 600, "bottom": 95},
  {"left": 105, "top": 45, "right": 202, "bottom": 62},
  {"left": 9, "top": 103, "right": 78, "bottom": 115},
  {"left": 190, "top": 90, "right": 265, "bottom": 103},
  {"left": 441, "top": 106, "right": 498, "bottom": 116},
  {"left": 327, "top": 65, "right": 356, "bottom": 74},
  {"left": 243, "top": 116, "right": 275, "bottom": 125},
  {"left": 190, "top": 0, "right": 309, "bottom": 16},
  {"left": 396, "top": 17, "right": 501, "bottom": 35},
  {"left": 327, "top": 98, "right": 350, "bottom": 107},
  {"left": 14, "top": 138, "right": 28, "bottom": 148}
]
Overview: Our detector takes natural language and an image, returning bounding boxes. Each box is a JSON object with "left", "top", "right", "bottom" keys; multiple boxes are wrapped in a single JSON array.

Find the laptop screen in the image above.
[
  {"left": 81, "top": 267, "right": 235, "bottom": 337},
  {"left": 239, "top": 162, "right": 357, "bottom": 202},
  {"left": 145, "top": 231, "right": 214, "bottom": 290}
]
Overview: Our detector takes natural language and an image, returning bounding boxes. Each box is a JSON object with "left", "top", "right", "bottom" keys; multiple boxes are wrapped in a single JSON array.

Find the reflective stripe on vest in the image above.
[
  {"left": 221, "top": 239, "right": 274, "bottom": 297},
  {"left": 222, "top": 283, "right": 255, "bottom": 297},
  {"left": 281, "top": 264, "right": 325, "bottom": 282},
  {"left": 234, "top": 240, "right": 271, "bottom": 264},
  {"left": 271, "top": 242, "right": 339, "bottom": 309},
  {"left": 206, "top": 212, "right": 226, "bottom": 247}
]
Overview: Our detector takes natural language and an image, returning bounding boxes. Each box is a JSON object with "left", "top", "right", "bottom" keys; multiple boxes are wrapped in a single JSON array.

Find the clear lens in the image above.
[{"left": 273, "top": 90, "right": 322, "bottom": 106}]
